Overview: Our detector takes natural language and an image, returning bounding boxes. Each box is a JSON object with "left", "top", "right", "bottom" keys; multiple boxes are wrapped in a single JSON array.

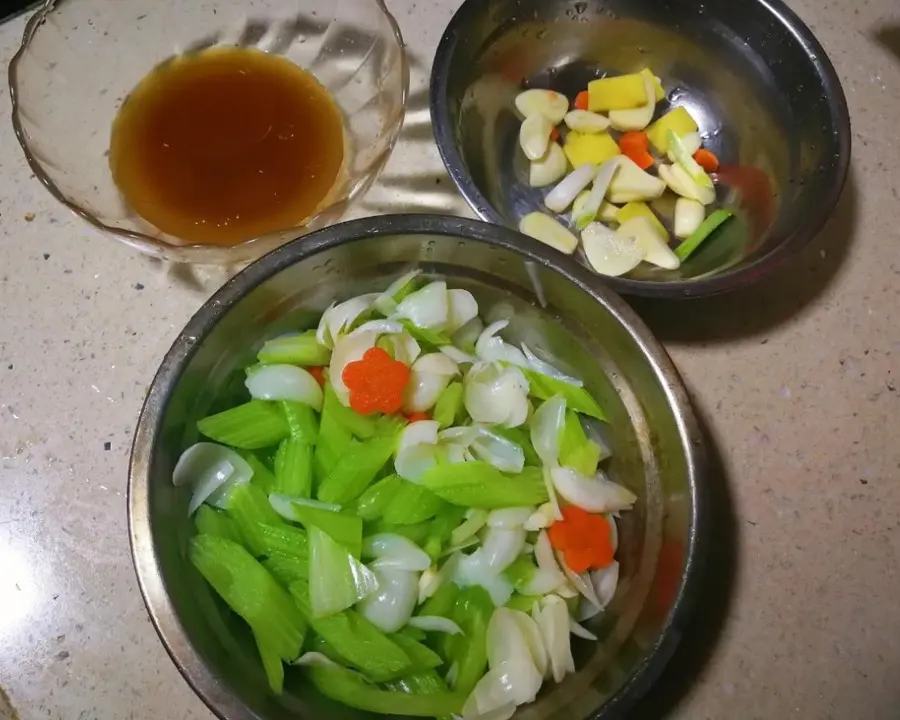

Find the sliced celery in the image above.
[
  {"left": 418, "top": 582, "right": 459, "bottom": 619},
  {"left": 189, "top": 535, "right": 306, "bottom": 693},
  {"left": 389, "top": 633, "right": 442, "bottom": 672},
  {"left": 194, "top": 505, "right": 241, "bottom": 543},
  {"left": 281, "top": 401, "right": 319, "bottom": 444},
  {"left": 419, "top": 462, "right": 549, "bottom": 509},
  {"left": 558, "top": 410, "right": 604, "bottom": 476},
  {"left": 522, "top": 370, "right": 606, "bottom": 421},
  {"left": 382, "top": 482, "right": 446, "bottom": 526},
  {"left": 258, "top": 330, "right": 331, "bottom": 366},
  {"left": 305, "top": 664, "right": 466, "bottom": 717},
  {"left": 447, "top": 587, "right": 493, "bottom": 698},
  {"left": 675, "top": 208, "right": 735, "bottom": 261},
  {"left": 292, "top": 585, "right": 413, "bottom": 678},
  {"left": 240, "top": 451, "right": 276, "bottom": 492},
  {"left": 370, "top": 520, "right": 433, "bottom": 546},
  {"left": 197, "top": 400, "right": 290, "bottom": 449},
  {"left": 399, "top": 320, "right": 452, "bottom": 350},
  {"left": 262, "top": 551, "right": 308, "bottom": 586},
  {"left": 274, "top": 437, "right": 313, "bottom": 498},
  {"left": 315, "top": 387, "right": 354, "bottom": 480},
  {"left": 432, "top": 381, "right": 464, "bottom": 429},
  {"left": 307, "top": 526, "right": 377, "bottom": 617},
  {"left": 505, "top": 593, "right": 543, "bottom": 613},
  {"left": 323, "top": 383, "right": 378, "bottom": 439},
  {"left": 255, "top": 523, "right": 308, "bottom": 559},
  {"left": 385, "top": 669, "right": 449, "bottom": 695},
  {"left": 283, "top": 503, "right": 362, "bottom": 558},
  {"left": 504, "top": 555, "right": 538, "bottom": 591},
  {"left": 354, "top": 475, "right": 402, "bottom": 521},
  {"left": 225, "top": 483, "right": 286, "bottom": 556},
  {"left": 398, "top": 625, "right": 427, "bottom": 642},
  {"left": 423, "top": 505, "right": 467, "bottom": 560},
  {"left": 317, "top": 435, "right": 398, "bottom": 505}
]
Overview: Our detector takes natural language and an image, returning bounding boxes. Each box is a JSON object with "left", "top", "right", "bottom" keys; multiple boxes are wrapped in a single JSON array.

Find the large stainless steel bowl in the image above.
[
  {"left": 430, "top": 0, "right": 851, "bottom": 298},
  {"left": 129, "top": 215, "right": 707, "bottom": 719}
]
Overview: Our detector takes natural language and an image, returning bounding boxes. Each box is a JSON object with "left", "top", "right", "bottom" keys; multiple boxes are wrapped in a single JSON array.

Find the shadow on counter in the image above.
[
  {"left": 627, "top": 401, "right": 738, "bottom": 719},
  {"left": 872, "top": 25, "right": 900, "bottom": 62},
  {"left": 629, "top": 168, "right": 858, "bottom": 345}
]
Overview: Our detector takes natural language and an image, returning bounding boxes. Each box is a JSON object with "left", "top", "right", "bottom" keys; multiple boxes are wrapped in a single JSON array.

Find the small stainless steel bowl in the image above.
[
  {"left": 129, "top": 215, "right": 707, "bottom": 719},
  {"left": 430, "top": 0, "right": 850, "bottom": 298}
]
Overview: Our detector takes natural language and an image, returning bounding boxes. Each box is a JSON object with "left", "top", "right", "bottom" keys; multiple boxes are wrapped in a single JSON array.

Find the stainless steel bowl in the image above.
[
  {"left": 129, "top": 215, "right": 707, "bottom": 719},
  {"left": 430, "top": 0, "right": 851, "bottom": 298}
]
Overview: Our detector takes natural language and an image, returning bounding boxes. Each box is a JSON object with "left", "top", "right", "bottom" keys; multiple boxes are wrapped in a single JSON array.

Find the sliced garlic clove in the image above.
[
  {"left": 518, "top": 213, "right": 579, "bottom": 255},
  {"left": 519, "top": 113, "right": 554, "bottom": 161},
  {"left": 529, "top": 142, "right": 568, "bottom": 188},
  {"left": 581, "top": 221, "right": 644, "bottom": 277},
  {"left": 616, "top": 217, "right": 679, "bottom": 270},
  {"left": 515, "top": 89, "right": 569, "bottom": 124},
  {"left": 674, "top": 197, "right": 706, "bottom": 238},
  {"left": 563, "top": 110, "right": 610, "bottom": 134}
]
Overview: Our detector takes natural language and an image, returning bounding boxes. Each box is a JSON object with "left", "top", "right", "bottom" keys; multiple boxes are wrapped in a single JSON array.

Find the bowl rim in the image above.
[
  {"left": 6, "top": 0, "right": 410, "bottom": 263},
  {"left": 428, "top": 0, "right": 851, "bottom": 299},
  {"left": 128, "top": 214, "right": 708, "bottom": 720}
]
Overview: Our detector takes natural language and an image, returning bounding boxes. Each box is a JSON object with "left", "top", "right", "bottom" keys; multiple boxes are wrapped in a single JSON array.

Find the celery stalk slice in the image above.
[
  {"left": 262, "top": 551, "right": 309, "bottom": 586},
  {"left": 307, "top": 526, "right": 377, "bottom": 617},
  {"left": 384, "top": 669, "right": 449, "bottom": 695},
  {"left": 292, "top": 585, "right": 413, "bottom": 678},
  {"left": 354, "top": 475, "right": 403, "bottom": 521},
  {"left": 447, "top": 587, "right": 492, "bottom": 698},
  {"left": 316, "top": 434, "right": 399, "bottom": 505},
  {"left": 389, "top": 633, "right": 442, "bottom": 671},
  {"left": 224, "top": 483, "right": 286, "bottom": 556},
  {"left": 674, "top": 208, "right": 735, "bottom": 260},
  {"left": 315, "top": 386, "right": 355, "bottom": 480},
  {"left": 505, "top": 593, "right": 543, "bottom": 613},
  {"left": 322, "top": 382, "right": 378, "bottom": 439},
  {"left": 189, "top": 535, "right": 306, "bottom": 693},
  {"left": 382, "top": 481, "right": 446, "bottom": 526},
  {"left": 276, "top": 501, "right": 362, "bottom": 558},
  {"left": 258, "top": 330, "right": 331, "bottom": 366},
  {"left": 419, "top": 462, "right": 549, "bottom": 509},
  {"left": 240, "top": 451, "right": 276, "bottom": 493},
  {"left": 197, "top": 400, "right": 290, "bottom": 449},
  {"left": 305, "top": 663, "right": 466, "bottom": 717},
  {"left": 274, "top": 437, "right": 314, "bottom": 498},
  {"left": 558, "top": 410, "right": 604, "bottom": 476},
  {"left": 194, "top": 505, "right": 241, "bottom": 543},
  {"left": 432, "top": 381, "right": 464, "bottom": 429},
  {"left": 418, "top": 582, "right": 459, "bottom": 619},
  {"left": 280, "top": 401, "right": 319, "bottom": 444},
  {"left": 422, "top": 505, "right": 467, "bottom": 560},
  {"left": 523, "top": 370, "right": 606, "bottom": 421},
  {"left": 503, "top": 555, "right": 538, "bottom": 591}
]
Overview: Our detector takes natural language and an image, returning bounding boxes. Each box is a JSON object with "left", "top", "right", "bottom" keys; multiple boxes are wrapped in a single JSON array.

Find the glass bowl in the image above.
[{"left": 8, "top": 0, "right": 409, "bottom": 263}]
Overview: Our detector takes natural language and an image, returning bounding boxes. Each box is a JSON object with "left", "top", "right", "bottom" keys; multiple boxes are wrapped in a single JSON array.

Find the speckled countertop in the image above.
[{"left": 1, "top": 0, "right": 898, "bottom": 718}]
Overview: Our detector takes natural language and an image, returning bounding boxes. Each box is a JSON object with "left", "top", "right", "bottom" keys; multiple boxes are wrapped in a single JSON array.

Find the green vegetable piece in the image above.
[
  {"left": 281, "top": 401, "right": 319, "bottom": 444},
  {"left": 225, "top": 483, "right": 286, "bottom": 556},
  {"left": 674, "top": 208, "right": 735, "bottom": 261},
  {"left": 323, "top": 382, "right": 378, "bottom": 439},
  {"left": 240, "top": 451, "right": 276, "bottom": 493},
  {"left": 389, "top": 633, "right": 442, "bottom": 672},
  {"left": 189, "top": 535, "right": 306, "bottom": 694},
  {"left": 315, "top": 387, "right": 354, "bottom": 480},
  {"left": 418, "top": 582, "right": 459, "bottom": 619},
  {"left": 505, "top": 593, "right": 543, "bottom": 613},
  {"left": 194, "top": 505, "right": 241, "bottom": 543},
  {"left": 399, "top": 320, "right": 452, "bottom": 350},
  {"left": 523, "top": 370, "right": 606, "bottom": 421},
  {"left": 305, "top": 664, "right": 466, "bottom": 717},
  {"left": 385, "top": 669, "right": 449, "bottom": 696},
  {"left": 398, "top": 625, "right": 427, "bottom": 642},
  {"left": 354, "top": 475, "right": 403, "bottom": 521},
  {"left": 292, "top": 585, "right": 413, "bottom": 678},
  {"left": 262, "top": 552, "right": 308, "bottom": 586},
  {"left": 197, "top": 400, "right": 290, "bottom": 449},
  {"left": 286, "top": 503, "right": 362, "bottom": 558},
  {"left": 273, "top": 437, "right": 314, "bottom": 498},
  {"left": 317, "top": 434, "right": 399, "bottom": 505},
  {"left": 419, "top": 462, "right": 549, "bottom": 509},
  {"left": 558, "top": 410, "right": 604, "bottom": 476},
  {"left": 257, "top": 330, "right": 331, "bottom": 366},
  {"left": 306, "top": 526, "right": 374, "bottom": 617},
  {"left": 255, "top": 523, "right": 308, "bottom": 559},
  {"left": 423, "top": 505, "right": 467, "bottom": 560},
  {"left": 447, "top": 587, "right": 493, "bottom": 698},
  {"left": 432, "top": 382, "right": 464, "bottom": 429},
  {"left": 382, "top": 481, "right": 446, "bottom": 526},
  {"left": 503, "top": 555, "right": 538, "bottom": 591}
]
